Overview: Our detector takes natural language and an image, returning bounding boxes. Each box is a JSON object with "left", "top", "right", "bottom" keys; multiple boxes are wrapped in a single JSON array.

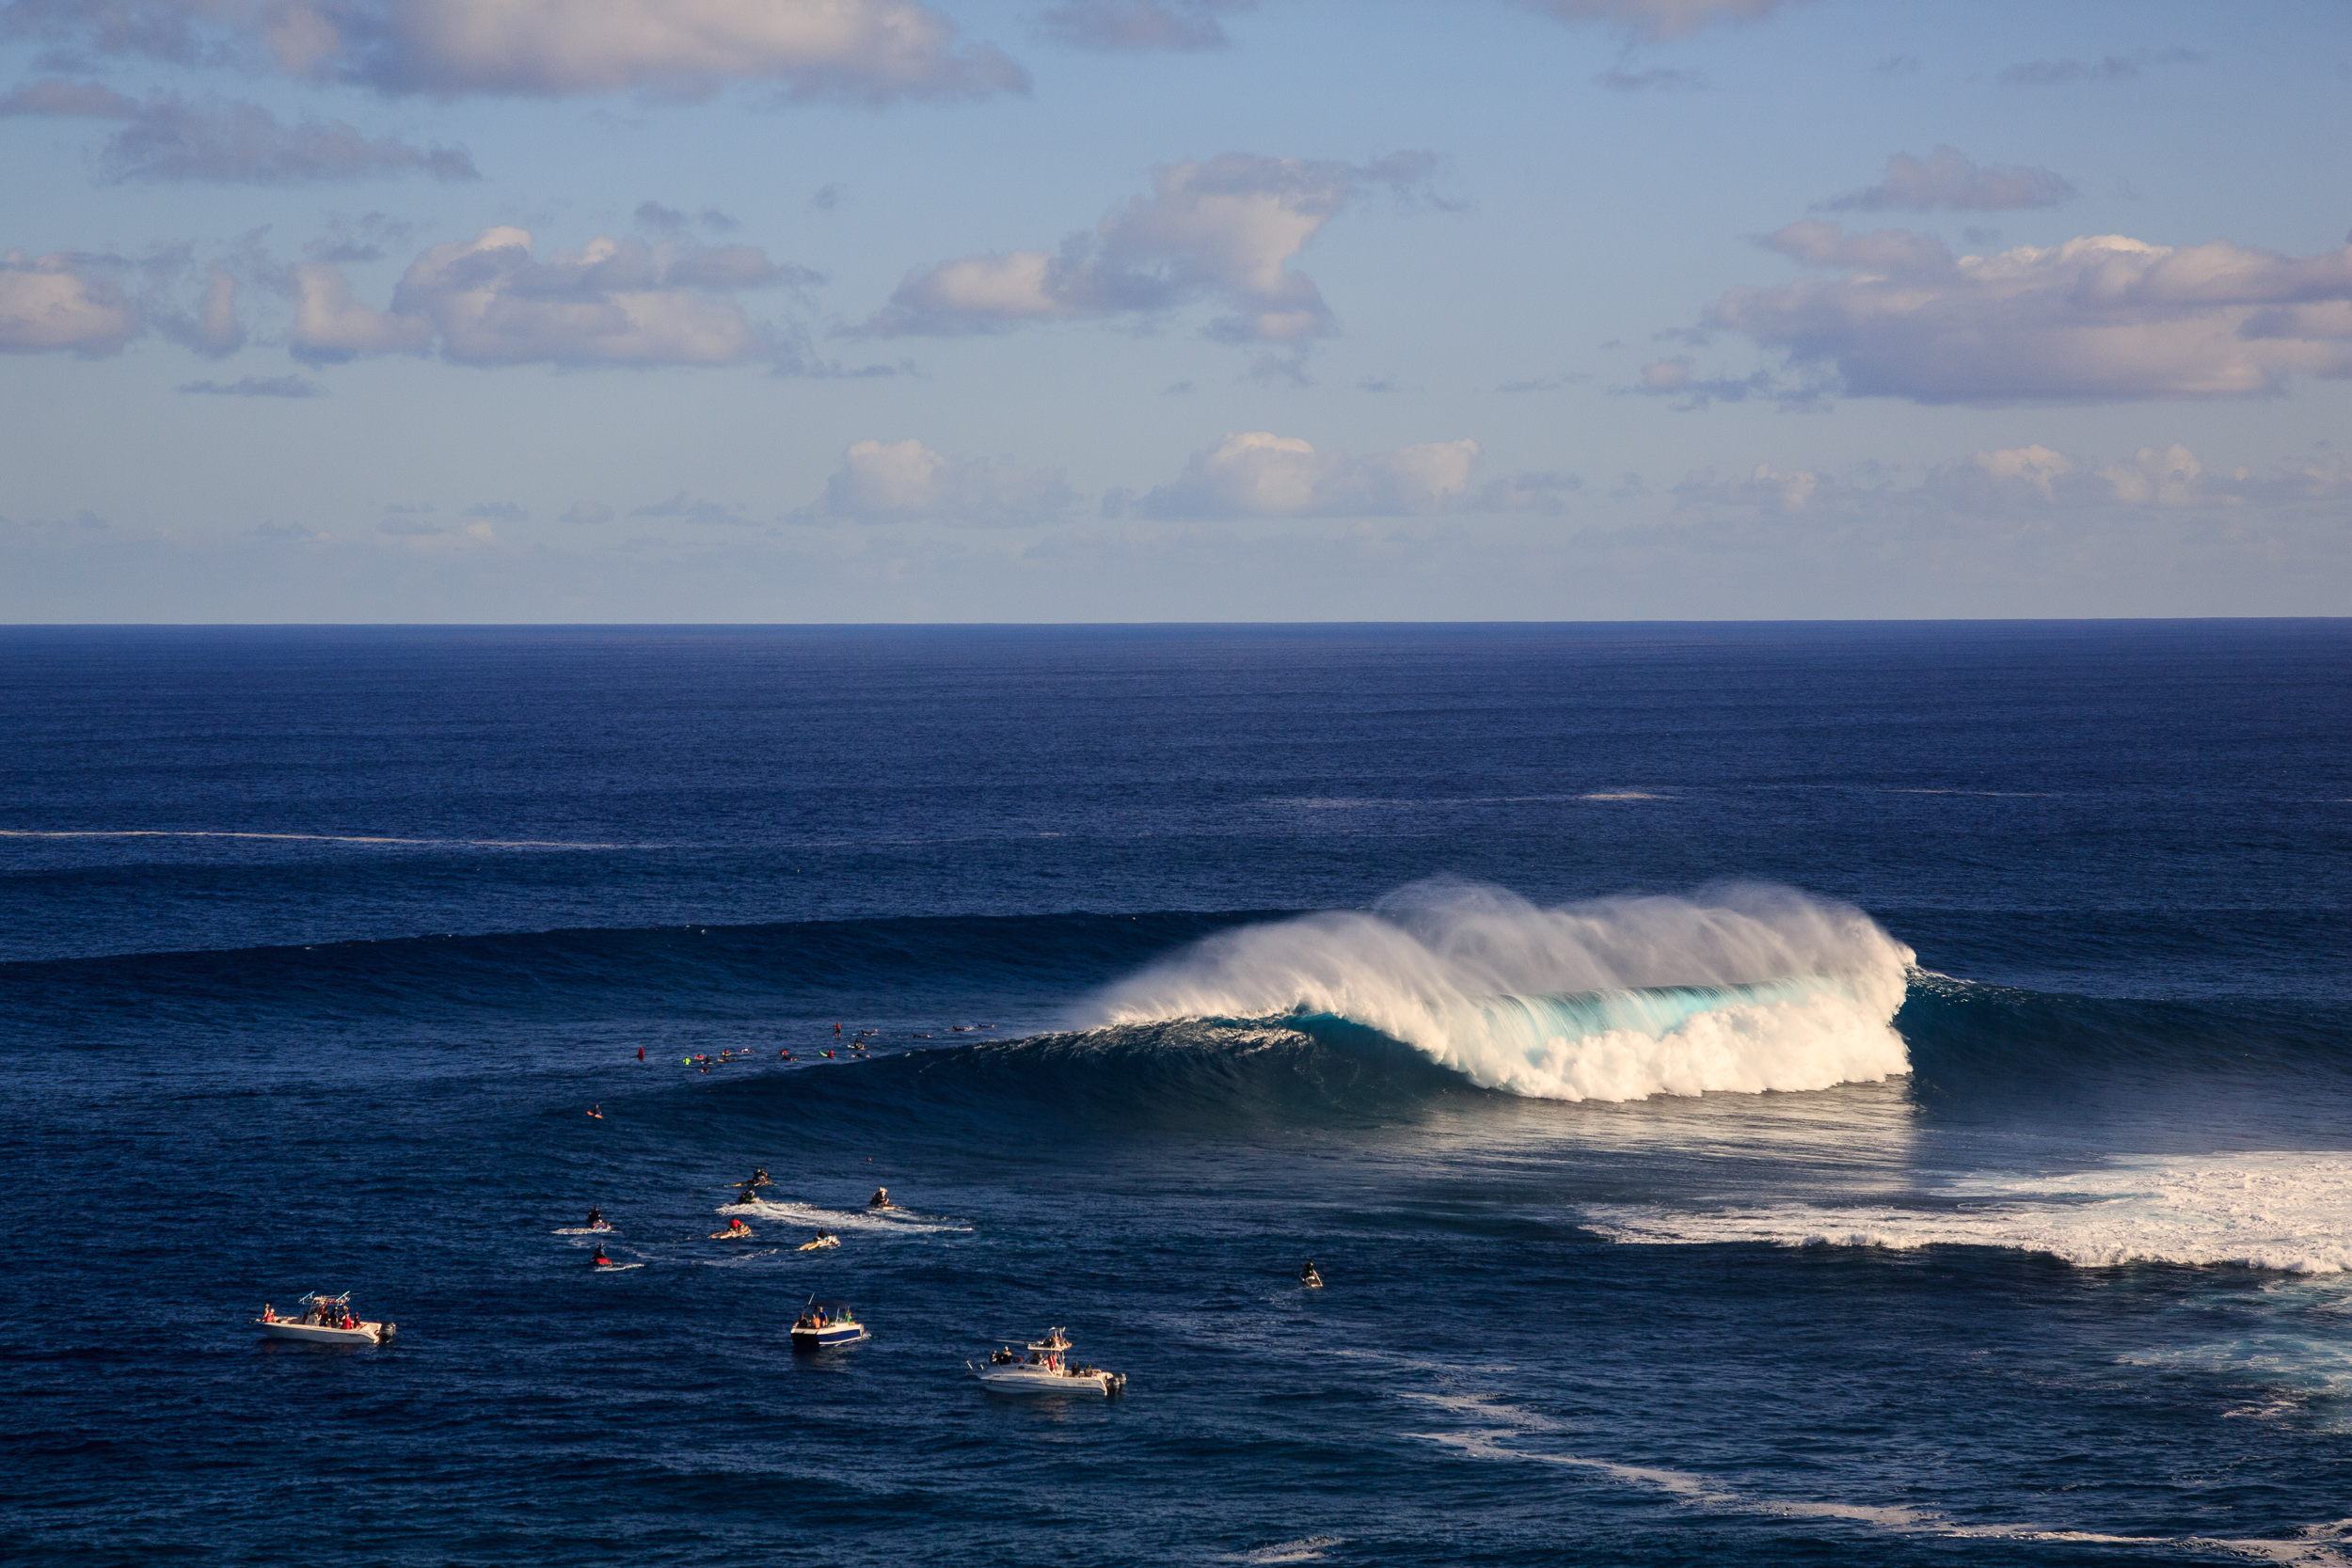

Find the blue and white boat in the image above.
[{"left": 790, "top": 1300, "right": 866, "bottom": 1349}]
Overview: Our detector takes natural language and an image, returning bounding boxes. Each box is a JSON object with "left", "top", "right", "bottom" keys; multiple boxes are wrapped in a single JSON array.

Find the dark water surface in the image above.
[{"left": 5, "top": 623, "right": 2350, "bottom": 1566}]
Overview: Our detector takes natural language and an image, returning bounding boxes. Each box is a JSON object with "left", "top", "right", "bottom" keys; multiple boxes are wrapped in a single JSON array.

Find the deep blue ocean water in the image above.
[{"left": 4, "top": 622, "right": 2350, "bottom": 1565}]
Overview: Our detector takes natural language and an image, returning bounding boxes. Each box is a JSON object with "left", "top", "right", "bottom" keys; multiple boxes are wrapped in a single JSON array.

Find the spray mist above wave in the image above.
[{"left": 1079, "top": 880, "right": 1915, "bottom": 1102}]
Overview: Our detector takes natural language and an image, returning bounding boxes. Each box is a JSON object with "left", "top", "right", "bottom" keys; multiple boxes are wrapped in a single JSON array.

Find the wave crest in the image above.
[{"left": 1079, "top": 880, "right": 1915, "bottom": 1102}]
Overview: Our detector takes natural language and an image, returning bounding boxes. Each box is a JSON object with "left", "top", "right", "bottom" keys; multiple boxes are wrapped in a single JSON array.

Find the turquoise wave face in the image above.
[{"left": 1473, "top": 979, "right": 1829, "bottom": 1044}]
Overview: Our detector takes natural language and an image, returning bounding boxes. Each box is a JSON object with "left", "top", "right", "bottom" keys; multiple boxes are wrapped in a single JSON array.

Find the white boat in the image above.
[
  {"left": 791, "top": 1300, "right": 866, "bottom": 1348},
  {"left": 256, "top": 1291, "right": 394, "bottom": 1346},
  {"left": 971, "top": 1328, "right": 1126, "bottom": 1397}
]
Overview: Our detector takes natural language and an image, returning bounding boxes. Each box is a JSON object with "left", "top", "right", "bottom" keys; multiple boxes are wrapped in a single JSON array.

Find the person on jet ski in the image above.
[
  {"left": 1301, "top": 1259, "right": 1323, "bottom": 1286},
  {"left": 593, "top": 1244, "right": 613, "bottom": 1266},
  {"left": 586, "top": 1206, "right": 603, "bottom": 1227},
  {"left": 868, "top": 1186, "right": 892, "bottom": 1209}
]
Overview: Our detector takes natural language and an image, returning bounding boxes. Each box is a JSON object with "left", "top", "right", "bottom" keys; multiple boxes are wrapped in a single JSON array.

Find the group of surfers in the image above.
[{"left": 587, "top": 1169, "right": 890, "bottom": 1266}]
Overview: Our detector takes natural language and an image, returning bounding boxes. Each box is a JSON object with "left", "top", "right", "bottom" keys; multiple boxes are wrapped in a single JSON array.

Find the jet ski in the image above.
[{"left": 797, "top": 1231, "right": 840, "bottom": 1252}]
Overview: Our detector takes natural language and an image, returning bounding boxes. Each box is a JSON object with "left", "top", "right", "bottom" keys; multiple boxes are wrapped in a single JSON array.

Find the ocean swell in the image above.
[{"left": 1080, "top": 880, "right": 1914, "bottom": 1101}]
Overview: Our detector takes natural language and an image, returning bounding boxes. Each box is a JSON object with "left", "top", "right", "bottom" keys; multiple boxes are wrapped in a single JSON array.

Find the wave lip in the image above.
[{"left": 1080, "top": 880, "right": 1914, "bottom": 1102}]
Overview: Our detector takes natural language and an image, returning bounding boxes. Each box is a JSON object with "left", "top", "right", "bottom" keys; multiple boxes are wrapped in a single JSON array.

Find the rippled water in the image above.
[{"left": 5, "top": 623, "right": 2350, "bottom": 1565}]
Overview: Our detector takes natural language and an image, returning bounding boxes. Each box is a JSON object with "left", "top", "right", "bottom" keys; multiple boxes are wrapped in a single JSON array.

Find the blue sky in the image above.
[{"left": 3, "top": 0, "right": 2347, "bottom": 620}]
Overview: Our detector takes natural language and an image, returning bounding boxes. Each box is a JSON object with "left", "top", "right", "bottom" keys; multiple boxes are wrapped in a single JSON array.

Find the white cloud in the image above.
[
  {"left": 1821, "top": 146, "right": 2074, "bottom": 213},
  {"left": 291, "top": 258, "right": 433, "bottom": 359},
  {"left": 1674, "top": 462, "right": 1821, "bottom": 513},
  {"left": 1037, "top": 0, "right": 1252, "bottom": 51},
  {"left": 154, "top": 265, "right": 246, "bottom": 355},
  {"left": 859, "top": 150, "right": 1432, "bottom": 349},
  {"left": 1672, "top": 441, "right": 2352, "bottom": 516},
  {"left": 1, "top": 80, "right": 478, "bottom": 182},
  {"left": 1524, "top": 0, "right": 1795, "bottom": 40},
  {"left": 1131, "top": 432, "right": 1480, "bottom": 518},
  {"left": 804, "top": 437, "right": 1074, "bottom": 524},
  {"left": 1706, "top": 221, "right": 2352, "bottom": 404},
  {"left": 291, "top": 226, "right": 815, "bottom": 368},
  {"left": 0, "top": 249, "right": 140, "bottom": 355},
  {"left": 0, "top": 0, "right": 1026, "bottom": 102}
]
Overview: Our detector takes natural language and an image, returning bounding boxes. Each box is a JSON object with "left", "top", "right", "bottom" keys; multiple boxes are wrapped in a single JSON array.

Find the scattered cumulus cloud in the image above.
[
  {"left": 2, "top": 79, "right": 478, "bottom": 183},
  {"left": 1704, "top": 221, "right": 2352, "bottom": 404},
  {"left": 1125, "top": 431, "right": 1480, "bottom": 518},
  {"left": 292, "top": 225, "right": 821, "bottom": 369},
  {"left": 466, "top": 501, "right": 526, "bottom": 521},
  {"left": 1671, "top": 441, "right": 2352, "bottom": 518},
  {"left": 245, "top": 519, "right": 323, "bottom": 540},
  {"left": 797, "top": 437, "right": 1075, "bottom": 524},
  {"left": 859, "top": 150, "right": 1434, "bottom": 364},
  {"left": 1523, "top": 0, "right": 1797, "bottom": 40},
  {"left": 0, "top": 249, "right": 140, "bottom": 355},
  {"left": 377, "top": 515, "right": 442, "bottom": 534},
  {"left": 1036, "top": 0, "right": 1253, "bottom": 52},
  {"left": 1998, "top": 47, "right": 2201, "bottom": 86},
  {"left": 156, "top": 264, "right": 245, "bottom": 355},
  {"left": 0, "top": 0, "right": 1029, "bottom": 103},
  {"left": 178, "top": 372, "right": 324, "bottom": 395},
  {"left": 1618, "top": 355, "right": 1793, "bottom": 409},
  {"left": 1820, "top": 146, "right": 2074, "bottom": 213}
]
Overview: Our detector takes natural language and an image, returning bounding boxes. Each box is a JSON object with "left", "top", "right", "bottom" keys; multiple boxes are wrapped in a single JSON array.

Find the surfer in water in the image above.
[{"left": 868, "top": 1186, "right": 893, "bottom": 1210}]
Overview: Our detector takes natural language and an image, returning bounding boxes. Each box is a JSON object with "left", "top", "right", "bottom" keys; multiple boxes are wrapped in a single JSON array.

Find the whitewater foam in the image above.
[
  {"left": 1080, "top": 880, "right": 1913, "bottom": 1102},
  {"left": 1582, "top": 1151, "right": 2352, "bottom": 1273},
  {"left": 730, "top": 1197, "right": 971, "bottom": 1235}
]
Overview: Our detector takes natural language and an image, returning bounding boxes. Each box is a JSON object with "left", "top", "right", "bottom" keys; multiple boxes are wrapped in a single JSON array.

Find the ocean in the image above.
[{"left": 4, "top": 621, "right": 2349, "bottom": 1565}]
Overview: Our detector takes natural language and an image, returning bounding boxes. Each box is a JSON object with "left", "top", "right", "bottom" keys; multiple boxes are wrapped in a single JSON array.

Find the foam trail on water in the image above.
[
  {"left": 1583, "top": 1152, "right": 2352, "bottom": 1273},
  {"left": 1080, "top": 880, "right": 1914, "bottom": 1101}
]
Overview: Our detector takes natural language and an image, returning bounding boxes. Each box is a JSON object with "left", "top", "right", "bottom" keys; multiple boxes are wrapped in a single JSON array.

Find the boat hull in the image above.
[
  {"left": 258, "top": 1319, "right": 390, "bottom": 1346},
  {"left": 791, "top": 1324, "right": 866, "bottom": 1349},
  {"left": 973, "top": 1367, "right": 1123, "bottom": 1397}
]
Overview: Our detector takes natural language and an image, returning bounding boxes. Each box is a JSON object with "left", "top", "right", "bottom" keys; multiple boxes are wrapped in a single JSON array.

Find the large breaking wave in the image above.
[{"left": 1079, "top": 880, "right": 1915, "bottom": 1102}]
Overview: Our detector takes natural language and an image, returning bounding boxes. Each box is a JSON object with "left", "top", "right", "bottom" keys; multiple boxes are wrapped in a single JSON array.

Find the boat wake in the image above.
[
  {"left": 726, "top": 1197, "right": 971, "bottom": 1235},
  {"left": 1079, "top": 880, "right": 1912, "bottom": 1102}
]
